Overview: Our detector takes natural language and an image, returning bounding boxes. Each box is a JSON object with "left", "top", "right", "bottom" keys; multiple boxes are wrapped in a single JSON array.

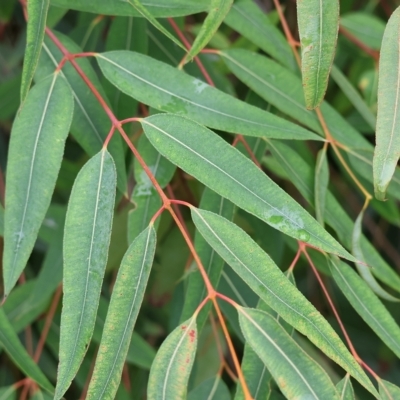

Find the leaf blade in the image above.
[
  {"left": 238, "top": 307, "right": 340, "bottom": 400},
  {"left": 3, "top": 73, "right": 73, "bottom": 296},
  {"left": 142, "top": 113, "right": 353, "bottom": 259},
  {"left": 87, "top": 226, "right": 156, "bottom": 400},
  {"left": 297, "top": 0, "right": 340, "bottom": 109},
  {"left": 373, "top": 6, "right": 400, "bottom": 200},
  {"left": 55, "top": 150, "right": 116, "bottom": 399},
  {"left": 148, "top": 318, "right": 198, "bottom": 400},
  {"left": 20, "top": 0, "right": 50, "bottom": 101}
]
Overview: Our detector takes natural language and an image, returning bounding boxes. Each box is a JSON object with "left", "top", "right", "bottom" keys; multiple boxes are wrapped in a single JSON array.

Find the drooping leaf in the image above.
[
  {"left": 330, "top": 65, "right": 376, "bottom": 131},
  {"left": 238, "top": 307, "right": 340, "bottom": 400},
  {"left": 87, "top": 226, "right": 156, "bottom": 400},
  {"left": 141, "top": 113, "right": 353, "bottom": 259},
  {"left": 379, "top": 379, "right": 400, "bottom": 400},
  {"left": 185, "top": 0, "right": 233, "bottom": 62},
  {"left": 0, "top": 308, "right": 53, "bottom": 393},
  {"left": 20, "top": 0, "right": 50, "bottom": 101},
  {"left": 329, "top": 257, "right": 400, "bottom": 358},
  {"left": 51, "top": 0, "right": 211, "bottom": 17},
  {"left": 3, "top": 73, "right": 73, "bottom": 297},
  {"left": 188, "top": 376, "right": 230, "bottom": 400},
  {"left": 373, "top": 6, "right": 400, "bottom": 200},
  {"left": 223, "top": 0, "right": 296, "bottom": 71},
  {"left": 352, "top": 209, "right": 399, "bottom": 301},
  {"left": 190, "top": 208, "right": 376, "bottom": 396},
  {"left": 96, "top": 50, "right": 321, "bottom": 141},
  {"left": 36, "top": 31, "right": 127, "bottom": 194},
  {"left": 336, "top": 375, "right": 355, "bottom": 400},
  {"left": 147, "top": 317, "right": 198, "bottom": 400},
  {"left": 297, "top": 0, "right": 340, "bottom": 109},
  {"left": 315, "top": 145, "right": 329, "bottom": 226},
  {"left": 55, "top": 150, "right": 116, "bottom": 400},
  {"left": 123, "top": 0, "right": 186, "bottom": 52}
]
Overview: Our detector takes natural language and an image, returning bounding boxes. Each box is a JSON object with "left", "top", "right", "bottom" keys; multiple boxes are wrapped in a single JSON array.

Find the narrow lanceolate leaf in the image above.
[
  {"left": 124, "top": 0, "right": 186, "bottom": 52},
  {"left": 20, "top": 0, "right": 50, "bottom": 101},
  {"left": 96, "top": 51, "right": 320, "bottom": 141},
  {"left": 379, "top": 380, "right": 400, "bottom": 400},
  {"left": 315, "top": 146, "right": 329, "bottom": 226},
  {"left": 87, "top": 226, "right": 156, "bottom": 400},
  {"left": 188, "top": 377, "right": 231, "bottom": 400},
  {"left": 3, "top": 74, "right": 73, "bottom": 297},
  {"left": 352, "top": 210, "right": 399, "bottom": 301},
  {"left": 336, "top": 375, "right": 355, "bottom": 400},
  {"left": 234, "top": 342, "right": 272, "bottom": 400},
  {"left": 185, "top": 0, "right": 233, "bottom": 62},
  {"left": 142, "top": 114, "right": 353, "bottom": 259},
  {"left": 238, "top": 308, "right": 340, "bottom": 400},
  {"left": 55, "top": 150, "right": 116, "bottom": 400},
  {"left": 190, "top": 208, "right": 376, "bottom": 396},
  {"left": 329, "top": 257, "right": 400, "bottom": 358},
  {"left": 297, "top": 0, "right": 340, "bottom": 109},
  {"left": 373, "top": 6, "right": 400, "bottom": 200},
  {"left": 0, "top": 309, "right": 53, "bottom": 393},
  {"left": 148, "top": 318, "right": 197, "bottom": 400}
]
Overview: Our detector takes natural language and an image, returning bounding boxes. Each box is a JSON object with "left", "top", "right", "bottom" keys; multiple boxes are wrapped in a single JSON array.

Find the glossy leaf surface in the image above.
[
  {"left": 190, "top": 208, "right": 375, "bottom": 395},
  {"left": 97, "top": 50, "right": 320, "bottom": 141},
  {"left": 142, "top": 113, "right": 353, "bottom": 259},
  {"left": 3, "top": 73, "right": 73, "bottom": 297},
  {"left": 238, "top": 307, "right": 340, "bottom": 400},
  {"left": 373, "top": 6, "right": 400, "bottom": 200},
  {"left": 297, "top": 0, "right": 339, "bottom": 109},
  {"left": 55, "top": 150, "right": 116, "bottom": 400},
  {"left": 87, "top": 226, "right": 156, "bottom": 400},
  {"left": 147, "top": 318, "right": 197, "bottom": 400}
]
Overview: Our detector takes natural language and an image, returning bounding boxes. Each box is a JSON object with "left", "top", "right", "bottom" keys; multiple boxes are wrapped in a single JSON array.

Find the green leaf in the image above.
[
  {"left": 238, "top": 307, "right": 340, "bottom": 400},
  {"left": 0, "top": 203, "right": 4, "bottom": 237},
  {"left": 330, "top": 64, "right": 376, "bottom": 131},
  {"left": 124, "top": 0, "right": 186, "bottom": 52},
  {"left": 297, "top": 0, "right": 339, "bottom": 109},
  {"left": 340, "top": 12, "right": 385, "bottom": 51},
  {"left": 0, "top": 385, "right": 17, "bottom": 400},
  {"left": 147, "top": 317, "right": 197, "bottom": 400},
  {"left": 352, "top": 209, "right": 399, "bottom": 301},
  {"left": 37, "top": 31, "right": 127, "bottom": 194},
  {"left": 87, "top": 226, "right": 156, "bottom": 400},
  {"left": 223, "top": 0, "right": 296, "bottom": 71},
  {"left": 96, "top": 50, "right": 321, "bottom": 141},
  {"left": 336, "top": 375, "right": 355, "bottom": 400},
  {"left": 329, "top": 257, "right": 400, "bottom": 358},
  {"left": 3, "top": 73, "right": 73, "bottom": 297},
  {"left": 142, "top": 113, "right": 353, "bottom": 259},
  {"left": 373, "top": 6, "right": 400, "bottom": 200},
  {"left": 315, "top": 145, "right": 329, "bottom": 226},
  {"left": 0, "top": 308, "right": 53, "bottom": 393},
  {"left": 379, "top": 380, "right": 400, "bottom": 400},
  {"left": 180, "top": 187, "right": 235, "bottom": 331},
  {"left": 190, "top": 208, "right": 376, "bottom": 396},
  {"left": 220, "top": 48, "right": 370, "bottom": 151},
  {"left": 55, "top": 150, "right": 116, "bottom": 400},
  {"left": 20, "top": 0, "right": 50, "bottom": 101},
  {"left": 234, "top": 341, "right": 271, "bottom": 400},
  {"left": 188, "top": 376, "right": 230, "bottom": 400},
  {"left": 185, "top": 0, "right": 233, "bottom": 62},
  {"left": 51, "top": 0, "right": 211, "bottom": 17}
]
